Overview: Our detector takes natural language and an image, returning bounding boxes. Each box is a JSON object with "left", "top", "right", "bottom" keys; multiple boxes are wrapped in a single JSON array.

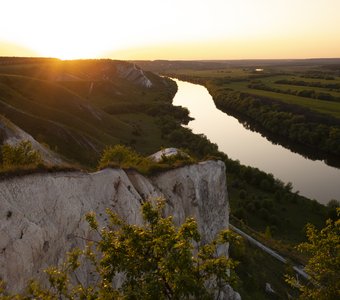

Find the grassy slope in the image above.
[{"left": 0, "top": 59, "right": 177, "bottom": 166}]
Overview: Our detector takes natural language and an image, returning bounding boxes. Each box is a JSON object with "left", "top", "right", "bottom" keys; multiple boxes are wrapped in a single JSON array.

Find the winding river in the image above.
[{"left": 172, "top": 79, "right": 340, "bottom": 205}]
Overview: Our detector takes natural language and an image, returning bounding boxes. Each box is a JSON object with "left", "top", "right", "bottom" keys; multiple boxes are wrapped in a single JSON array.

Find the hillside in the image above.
[{"left": 0, "top": 58, "right": 179, "bottom": 166}]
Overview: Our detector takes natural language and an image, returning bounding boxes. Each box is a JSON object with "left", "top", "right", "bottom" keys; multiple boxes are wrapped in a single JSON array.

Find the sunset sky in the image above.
[{"left": 1, "top": 0, "right": 339, "bottom": 60}]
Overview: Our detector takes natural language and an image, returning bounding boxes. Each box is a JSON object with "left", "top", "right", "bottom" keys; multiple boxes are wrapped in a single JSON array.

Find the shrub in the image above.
[
  {"left": 0, "top": 199, "right": 240, "bottom": 299},
  {"left": 98, "top": 144, "right": 143, "bottom": 169},
  {"left": 98, "top": 145, "right": 196, "bottom": 175},
  {"left": 285, "top": 209, "right": 340, "bottom": 299},
  {"left": 1, "top": 140, "right": 42, "bottom": 167}
]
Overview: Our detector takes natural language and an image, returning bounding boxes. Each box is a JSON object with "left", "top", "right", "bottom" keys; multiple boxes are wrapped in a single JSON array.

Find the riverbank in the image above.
[{"left": 171, "top": 78, "right": 340, "bottom": 204}]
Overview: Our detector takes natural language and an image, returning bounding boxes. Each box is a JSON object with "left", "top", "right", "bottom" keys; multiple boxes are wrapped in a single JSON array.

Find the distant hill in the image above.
[{"left": 133, "top": 58, "right": 340, "bottom": 73}]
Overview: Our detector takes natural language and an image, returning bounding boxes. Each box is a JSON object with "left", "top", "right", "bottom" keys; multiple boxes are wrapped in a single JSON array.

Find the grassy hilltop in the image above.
[{"left": 0, "top": 58, "right": 180, "bottom": 166}]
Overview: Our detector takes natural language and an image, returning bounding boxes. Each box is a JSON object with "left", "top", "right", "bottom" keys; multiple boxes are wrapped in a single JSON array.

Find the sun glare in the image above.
[
  {"left": 0, "top": 0, "right": 340, "bottom": 59},
  {"left": 37, "top": 46, "right": 102, "bottom": 60}
]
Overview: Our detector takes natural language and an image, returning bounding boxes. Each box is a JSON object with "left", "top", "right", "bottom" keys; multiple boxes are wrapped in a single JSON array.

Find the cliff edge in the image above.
[{"left": 0, "top": 160, "right": 239, "bottom": 298}]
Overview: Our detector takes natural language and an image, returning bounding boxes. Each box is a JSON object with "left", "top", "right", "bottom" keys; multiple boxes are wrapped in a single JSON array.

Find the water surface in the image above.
[{"left": 172, "top": 79, "right": 340, "bottom": 204}]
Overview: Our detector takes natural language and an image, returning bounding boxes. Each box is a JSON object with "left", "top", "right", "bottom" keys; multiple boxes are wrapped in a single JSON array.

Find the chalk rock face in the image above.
[
  {"left": 116, "top": 63, "right": 153, "bottom": 88},
  {"left": 148, "top": 147, "right": 188, "bottom": 162},
  {"left": 0, "top": 160, "right": 239, "bottom": 299}
]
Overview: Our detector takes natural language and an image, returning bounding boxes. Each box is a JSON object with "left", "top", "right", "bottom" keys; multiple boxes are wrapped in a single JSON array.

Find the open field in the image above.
[{"left": 164, "top": 65, "right": 340, "bottom": 119}]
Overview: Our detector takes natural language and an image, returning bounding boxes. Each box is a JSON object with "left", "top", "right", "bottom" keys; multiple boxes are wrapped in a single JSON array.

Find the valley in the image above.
[{"left": 0, "top": 57, "right": 338, "bottom": 299}]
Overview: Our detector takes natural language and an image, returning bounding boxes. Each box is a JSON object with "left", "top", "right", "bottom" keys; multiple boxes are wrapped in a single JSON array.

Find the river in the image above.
[{"left": 172, "top": 79, "right": 340, "bottom": 204}]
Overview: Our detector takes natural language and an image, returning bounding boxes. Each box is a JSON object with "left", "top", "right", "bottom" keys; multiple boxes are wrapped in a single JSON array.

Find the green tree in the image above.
[
  {"left": 286, "top": 208, "right": 340, "bottom": 299},
  {"left": 1, "top": 199, "right": 239, "bottom": 299}
]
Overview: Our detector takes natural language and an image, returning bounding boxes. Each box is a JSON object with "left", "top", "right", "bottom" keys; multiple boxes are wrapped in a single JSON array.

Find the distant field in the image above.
[
  {"left": 168, "top": 67, "right": 253, "bottom": 79},
  {"left": 168, "top": 66, "right": 340, "bottom": 119},
  {"left": 224, "top": 81, "right": 340, "bottom": 119}
]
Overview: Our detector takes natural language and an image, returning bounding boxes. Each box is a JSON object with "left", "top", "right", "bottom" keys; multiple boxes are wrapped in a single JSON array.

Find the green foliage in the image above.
[
  {"left": 98, "top": 144, "right": 196, "bottom": 175},
  {"left": 98, "top": 144, "right": 143, "bottom": 169},
  {"left": 249, "top": 81, "right": 340, "bottom": 102},
  {"left": 1, "top": 141, "right": 42, "bottom": 167},
  {"left": 1, "top": 199, "right": 239, "bottom": 299},
  {"left": 285, "top": 209, "right": 340, "bottom": 299},
  {"left": 156, "top": 116, "right": 219, "bottom": 158},
  {"left": 211, "top": 88, "right": 340, "bottom": 156}
]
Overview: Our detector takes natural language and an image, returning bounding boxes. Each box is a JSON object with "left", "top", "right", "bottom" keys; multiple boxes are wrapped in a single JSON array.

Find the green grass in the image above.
[
  {"left": 0, "top": 59, "right": 178, "bottom": 167},
  {"left": 223, "top": 81, "right": 340, "bottom": 118},
  {"left": 273, "top": 84, "right": 340, "bottom": 98},
  {"left": 115, "top": 113, "right": 169, "bottom": 154},
  {"left": 255, "top": 75, "right": 340, "bottom": 97}
]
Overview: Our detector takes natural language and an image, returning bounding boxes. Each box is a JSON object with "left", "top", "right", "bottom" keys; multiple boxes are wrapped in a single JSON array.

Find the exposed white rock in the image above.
[
  {"left": 0, "top": 160, "right": 240, "bottom": 299},
  {"left": 265, "top": 282, "right": 276, "bottom": 294},
  {"left": 0, "top": 116, "right": 64, "bottom": 165},
  {"left": 117, "top": 63, "right": 152, "bottom": 88},
  {"left": 148, "top": 147, "right": 187, "bottom": 162}
]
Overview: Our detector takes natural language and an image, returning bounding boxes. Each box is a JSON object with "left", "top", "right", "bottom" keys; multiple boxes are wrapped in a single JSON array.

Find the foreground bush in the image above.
[
  {"left": 286, "top": 208, "right": 340, "bottom": 300},
  {"left": 0, "top": 199, "right": 239, "bottom": 299}
]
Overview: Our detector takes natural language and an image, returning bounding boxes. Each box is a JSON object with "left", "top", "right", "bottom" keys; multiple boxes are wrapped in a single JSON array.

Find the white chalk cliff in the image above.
[
  {"left": 116, "top": 63, "right": 153, "bottom": 88},
  {"left": 0, "top": 160, "right": 240, "bottom": 299}
]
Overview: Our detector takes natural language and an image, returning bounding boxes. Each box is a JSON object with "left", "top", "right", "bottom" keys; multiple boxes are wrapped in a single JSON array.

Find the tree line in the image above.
[
  {"left": 248, "top": 81, "right": 340, "bottom": 102},
  {"left": 210, "top": 89, "right": 340, "bottom": 156}
]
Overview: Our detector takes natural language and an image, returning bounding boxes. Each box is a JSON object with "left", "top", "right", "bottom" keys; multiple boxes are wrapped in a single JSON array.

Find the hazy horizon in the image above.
[{"left": 1, "top": 0, "right": 340, "bottom": 60}]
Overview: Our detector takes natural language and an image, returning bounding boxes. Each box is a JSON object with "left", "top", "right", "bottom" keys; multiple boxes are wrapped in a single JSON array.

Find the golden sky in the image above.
[{"left": 1, "top": 0, "right": 340, "bottom": 60}]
